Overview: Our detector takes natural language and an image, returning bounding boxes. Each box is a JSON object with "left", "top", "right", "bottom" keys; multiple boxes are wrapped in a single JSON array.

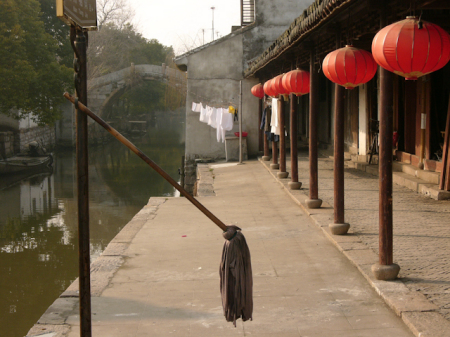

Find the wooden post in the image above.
[
  {"left": 439, "top": 96, "right": 450, "bottom": 191},
  {"left": 330, "top": 33, "right": 349, "bottom": 235},
  {"left": 289, "top": 93, "right": 301, "bottom": 189},
  {"left": 330, "top": 83, "right": 350, "bottom": 234},
  {"left": 418, "top": 79, "right": 426, "bottom": 169},
  {"left": 258, "top": 98, "right": 263, "bottom": 152},
  {"left": 262, "top": 97, "right": 271, "bottom": 161},
  {"left": 270, "top": 139, "right": 279, "bottom": 170},
  {"left": 277, "top": 98, "right": 288, "bottom": 178},
  {"left": 306, "top": 46, "right": 322, "bottom": 209},
  {"left": 239, "top": 80, "right": 243, "bottom": 164},
  {"left": 371, "top": 5, "right": 400, "bottom": 280},
  {"left": 72, "top": 26, "right": 92, "bottom": 336}
]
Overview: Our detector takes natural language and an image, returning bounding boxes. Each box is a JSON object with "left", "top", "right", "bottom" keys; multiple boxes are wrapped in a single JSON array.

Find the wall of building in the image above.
[
  {"left": 242, "top": 0, "right": 312, "bottom": 68},
  {"left": 184, "top": 33, "right": 246, "bottom": 160}
]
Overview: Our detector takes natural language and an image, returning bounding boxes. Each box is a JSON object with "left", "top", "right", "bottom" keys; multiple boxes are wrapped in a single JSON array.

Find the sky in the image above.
[{"left": 127, "top": 0, "right": 241, "bottom": 55}]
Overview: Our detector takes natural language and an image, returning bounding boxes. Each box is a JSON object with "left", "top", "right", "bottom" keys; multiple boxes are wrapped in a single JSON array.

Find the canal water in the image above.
[{"left": 0, "top": 115, "right": 185, "bottom": 337}]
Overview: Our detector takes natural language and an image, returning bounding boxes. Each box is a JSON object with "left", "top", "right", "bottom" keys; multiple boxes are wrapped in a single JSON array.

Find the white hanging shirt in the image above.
[{"left": 271, "top": 98, "right": 280, "bottom": 135}]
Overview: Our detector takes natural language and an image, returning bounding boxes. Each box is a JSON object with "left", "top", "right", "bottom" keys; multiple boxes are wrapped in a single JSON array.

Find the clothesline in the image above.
[
  {"left": 187, "top": 89, "right": 239, "bottom": 107},
  {"left": 191, "top": 102, "right": 237, "bottom": 143}
]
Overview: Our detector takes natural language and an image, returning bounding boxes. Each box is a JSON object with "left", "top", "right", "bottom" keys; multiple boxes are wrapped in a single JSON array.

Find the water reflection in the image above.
[{"left": 0, "top": 115, "right": 185, "bottom": 336}]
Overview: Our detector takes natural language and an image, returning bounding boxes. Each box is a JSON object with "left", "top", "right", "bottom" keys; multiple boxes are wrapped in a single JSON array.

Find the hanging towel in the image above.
[
  {"left": 199, "top": 104, "right": 208, "bottom": 123},
  {"left": 208, "top": 107, "right": 218, "bottom": 128},
  {"left": 221, "top": 110, "right": 234, "bottom": 131}
]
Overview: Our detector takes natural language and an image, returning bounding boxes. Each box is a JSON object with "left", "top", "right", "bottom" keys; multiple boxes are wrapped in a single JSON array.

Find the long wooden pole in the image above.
[
  {"left": 258, "top": 98, "right": 263, "bottom": 152},
  {"left": 263, "top": 99, "right": 270, "bottom": 159},
  {"left": 308, "top": 46, "right": 321, "bottom": 207},
  {"left": 239, "top": 80, "right": 243, "bottom": 164},
  {"left": 379, "top": 66, "right": 394, "bottom": 266},
  {"left": 418, "top": 79, "right": 426, "bottom": 169},
  {"left": 290, "top": 93, "right": 299, "bottom": 183},
  {"left": 334, "top": 31, "right": 345, "bottom": 226},
  {"left": 63, "top": 92, "right": 228, "bottom": 232},
  {"left": 442, "top": 96, "right": 450, "bottom": 191},
  {"left": 71, "top": 27, "right": 92, "bottom": 337},
  {"left": 334, "top": 84, "right": 345, "bottom": 224},
  {"left": 279, "top": 98, "right": 287, "bottom": 174}
]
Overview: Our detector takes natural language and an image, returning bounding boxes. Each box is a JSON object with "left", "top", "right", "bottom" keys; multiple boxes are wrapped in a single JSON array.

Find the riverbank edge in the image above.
[
  {"left": 258, "top": 157, "right": 450, "bottom": 337},
  {"left": 26, "top": 197, "right": 169, "bottom": 337}
]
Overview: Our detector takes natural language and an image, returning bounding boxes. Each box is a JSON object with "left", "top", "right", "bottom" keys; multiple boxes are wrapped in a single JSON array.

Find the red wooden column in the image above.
[
  {"left": 289, "top": 93, "right": 301, "bottom": 189},
  {"left": 277, "top": 98, "right": 289, "bottom": 178},
  {"left": 329, "top": 33, "right": 349, "bottom": 235},
  {"left": 306, "top": 46, "right": 322, "bottom": 208},
  {"left": 372, "top": 8, "right": 400, "bottom": 281}
]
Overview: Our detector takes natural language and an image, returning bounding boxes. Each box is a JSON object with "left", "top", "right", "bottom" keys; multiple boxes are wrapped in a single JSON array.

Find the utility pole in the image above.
[
  {"left": 202, "top": 29, "right": 205, "bottom": 45},
  {"left": 211, "top": 6, "right": 215, "bottom": 41}
]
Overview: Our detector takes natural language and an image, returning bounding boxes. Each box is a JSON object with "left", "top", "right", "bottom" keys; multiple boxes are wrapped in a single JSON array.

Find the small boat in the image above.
[{"left": 0, "top": 154, "right": 53, "bottom": 175}]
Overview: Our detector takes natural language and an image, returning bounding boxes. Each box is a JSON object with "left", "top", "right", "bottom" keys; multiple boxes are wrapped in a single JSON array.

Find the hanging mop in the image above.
[{"left": 63, "top": 92, "right": 252, "bottom": 326}]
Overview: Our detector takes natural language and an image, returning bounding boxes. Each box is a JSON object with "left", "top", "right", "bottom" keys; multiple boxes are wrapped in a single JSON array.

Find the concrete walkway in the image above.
[
  {"left": 260, "top": 152, "right": 450, "bottom": 337},
  {"left": 28, "top": 160, "right": 416, "bottom": 337}
]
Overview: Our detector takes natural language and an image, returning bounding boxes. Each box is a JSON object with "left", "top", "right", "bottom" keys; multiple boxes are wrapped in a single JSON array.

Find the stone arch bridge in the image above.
[{"left": 87, "top": 64, "right": 187, "bottom": 120}]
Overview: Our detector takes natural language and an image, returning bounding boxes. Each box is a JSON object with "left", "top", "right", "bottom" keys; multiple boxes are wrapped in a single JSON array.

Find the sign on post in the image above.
[{"left": 56, "top": 0, "right": 97, "bottom": 30}]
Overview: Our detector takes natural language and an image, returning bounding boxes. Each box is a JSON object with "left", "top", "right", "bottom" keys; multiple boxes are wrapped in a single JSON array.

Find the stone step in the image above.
[{"left": 393, "top": 162, "right": 440, "bottom": 185}]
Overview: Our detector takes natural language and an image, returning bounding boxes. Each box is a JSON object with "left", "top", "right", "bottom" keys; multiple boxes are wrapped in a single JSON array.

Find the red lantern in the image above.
[
  {"left": 282, "top": 69, "right": 310, "bottom": 96},
  {"left": 263, "top": 79, "right": 276, "bottom": 97},
  {"left": 251, "top": 83, "right": 265, "bottom": 99},
  {"left": 372, "top": 17, "right": 450, "bottom": 80},
  {"left": 272, "top": 74, "right": 289, "bottom": 100},
  {"left": 322, "top": 45, "right": 377, "bottom": 89}
]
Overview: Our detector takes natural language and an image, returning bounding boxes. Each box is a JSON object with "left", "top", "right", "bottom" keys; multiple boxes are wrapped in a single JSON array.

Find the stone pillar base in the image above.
[
  {"left": 371, "top": 263, "right": 400, "bottom": 281},
  {"left": 262, "top": 156, "right": 271, "bottom": 161},
  {"left": 277, "top": 171, "right": 289, "bottom": 179},
  {"left": 306, "top": 198, "right": 322, "bottom": 209},
  {"left": 288, "top": 181, "right": 302, "bottom": 190},
  {"left": 270, "top": 163, "right": 279, "bottom": 170},
  {"left": 329, "top": 222, "right": 350, "bottom": 235}
]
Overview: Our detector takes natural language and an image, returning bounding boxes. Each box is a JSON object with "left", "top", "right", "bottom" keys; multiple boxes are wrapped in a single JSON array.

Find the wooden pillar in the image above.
[
  {"left": 289, "top": 93, "right": 301, "bottom": 189},
  {"left": 262, "top": 98, "right": 271, "bottom": 161},
  {"left": 270, "top": 139, "right": 279, "bottom": 169},
  {"left": 330, "top": 33, "right": 349, "bottom": 235},
  {"left": 330, "top": 83, "right": 350, "bottom": 234},
  {"left": 372, "top": 5, "right": 400, "bottom": 280},
  {"left": 306, "top": 46, "right": 322, "bottom": 208},
  {"left": 258, "top": 98, "right": 263, "bottom": 152},
  {"left": 72, "top": 27, "right": 92, "bottom": 337},
  {"left": 277, "top": 98, "right": 288, "bottom": 178}
]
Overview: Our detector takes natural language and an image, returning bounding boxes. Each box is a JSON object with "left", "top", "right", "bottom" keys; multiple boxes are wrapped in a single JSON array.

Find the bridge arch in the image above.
[{"left": 87, "top": 64, "right": 186, "bottom": 120}]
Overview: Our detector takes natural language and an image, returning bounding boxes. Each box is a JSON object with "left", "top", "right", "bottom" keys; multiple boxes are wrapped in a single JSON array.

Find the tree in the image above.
[
  {"left": 37, "top": 0, "right": 72, "bottom": 68},
  {"left": 87, "top": 23, "right": 169, "bottom": 79},
  {"left": 0, "top": 0, "right": 72, "bottom": 125},
  {"left": 97, "top": 0, "right": 135, "bottom": 29}
]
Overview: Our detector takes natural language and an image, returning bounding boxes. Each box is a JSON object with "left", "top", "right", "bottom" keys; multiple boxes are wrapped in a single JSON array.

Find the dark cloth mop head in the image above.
[{"left": 220, "top": 225, "right": 253, "bottom": 326}]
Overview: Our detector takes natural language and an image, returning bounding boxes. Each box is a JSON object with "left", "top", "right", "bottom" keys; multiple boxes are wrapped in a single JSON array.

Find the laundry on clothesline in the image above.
[
  {"left": 191, "top": 102, "right": 202, "bottom": 112},
  {"left": 270, "top": 98, "right": 280, "bottom": 136},
  {"left": 191, "top": 101, "right": 237, "bottom": 143}
]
